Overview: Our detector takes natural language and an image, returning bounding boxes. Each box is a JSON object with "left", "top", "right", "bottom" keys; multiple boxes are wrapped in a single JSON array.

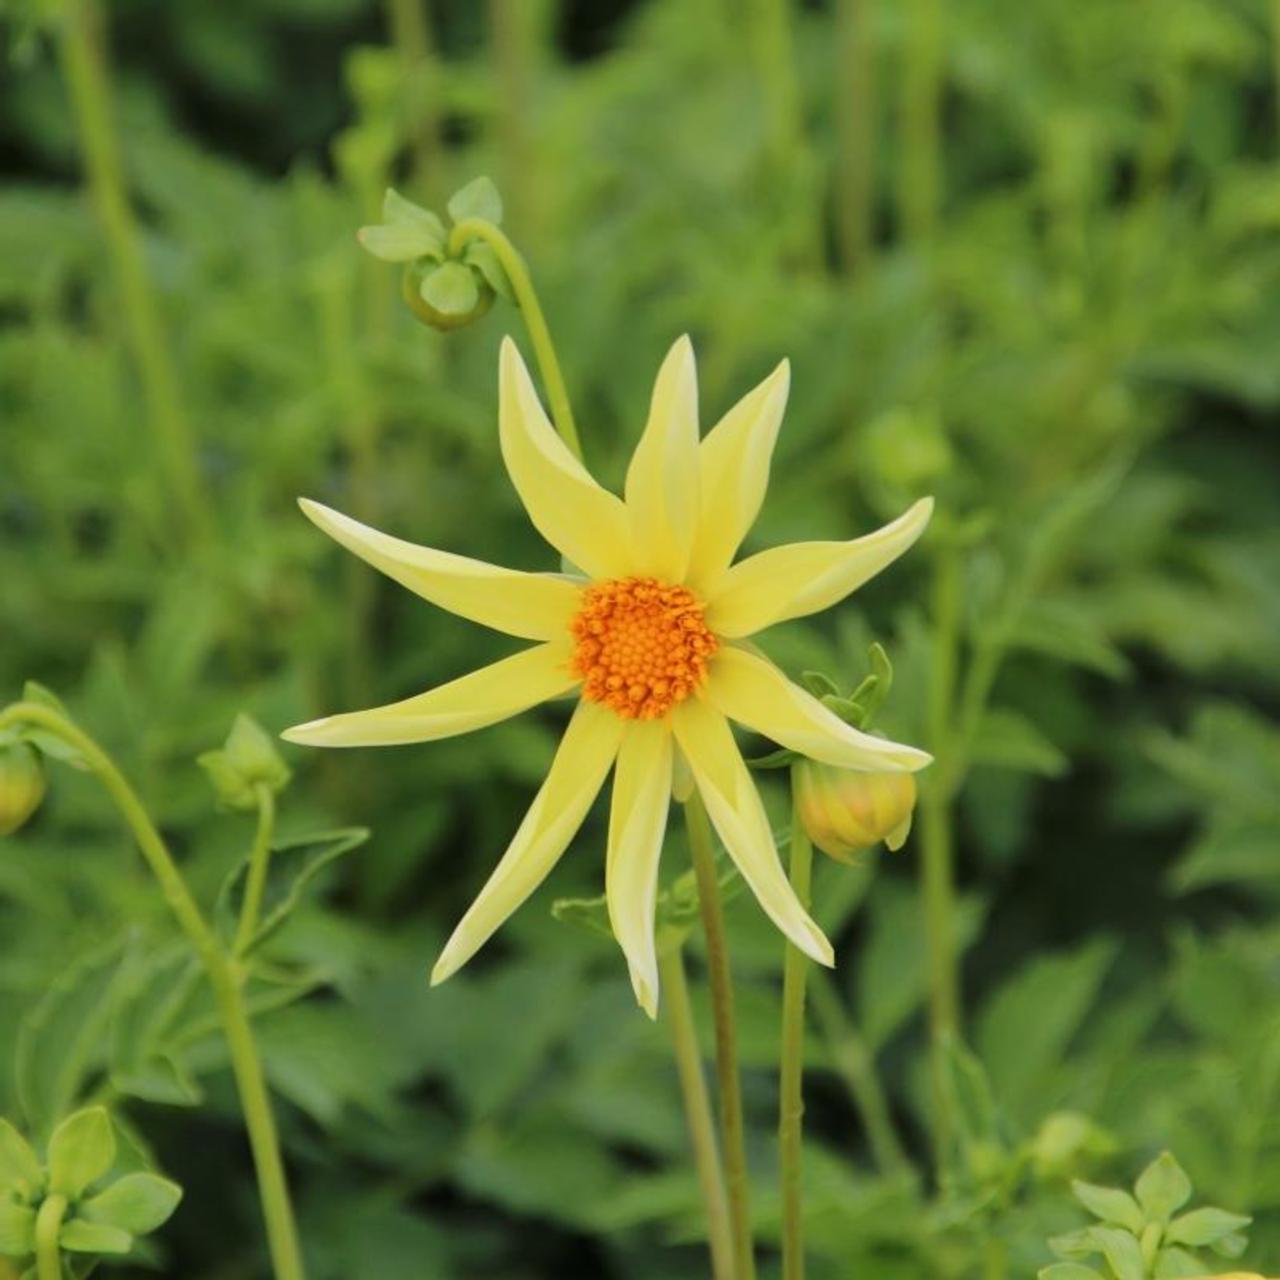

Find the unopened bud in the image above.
[
  {"left": 0, "top": 741, "right": 46, "bottom": 836},
  {"left": 793, "top": 760, "right": 916, "bottom": 863}
]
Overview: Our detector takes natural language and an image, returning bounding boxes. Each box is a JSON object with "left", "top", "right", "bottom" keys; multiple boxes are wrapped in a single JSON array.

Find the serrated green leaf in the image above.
[
  {"left": 1165, "top": 1205, "right": 1251, "bottom": 1247},
  {"left": 1072, "top": 1181, "right": 1145, "bottom": 1233},
  {"left": 447, "top": 176, "right": 502, "bottom": 225},
  {"left": 58, "top": 1219, "right": 132, "bottom": 1254},
  {"left": 0, "top": 1202, "right": 35, "bottom": 1257},
  {"left": 47, "top": 1108, "right": 115, "bottom": 1198},
  {"left": 1135, "top": 1152, "right": 1192, "bottom": 1222},
  {"left": 81, "top": 1173, "right": 182, "bottom": 1235},
  {"left": 420, "top": 262, "right": 479, "bottom": 317}
]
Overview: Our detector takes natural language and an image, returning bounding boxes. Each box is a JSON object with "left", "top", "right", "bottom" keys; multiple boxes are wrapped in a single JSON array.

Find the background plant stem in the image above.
[
  {"left": 684, "top": 792, "right": 757, "bottom": 1280},
  {"left": 834, "top": 0, "right": 876, "bottom": 274},
  {"left": 779, "top": 785, "right": 814, "bottom": 1280},
  {"left": 897, "top": 0, "right": 942, "bottom": 246},
  {"left": 447, "top": 218, "right": 582, "bottom": 460},
  {"left": 658, "top": 945, "right": 736, "bottom": 1280},
  {"left": 384, "top": 0, "right": 440, "bottom": 196},
  {"left": 56, "top": 0, "right": 211, "bottom": 547},
  {"left": 0, "top": 704, "right": 306, "bottom": 1280}
]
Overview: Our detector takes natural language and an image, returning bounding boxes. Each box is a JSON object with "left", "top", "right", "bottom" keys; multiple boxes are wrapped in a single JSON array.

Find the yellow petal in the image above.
[
  {"left": 686, "top": 359, "right": 790, "bottom": 590},
  {"left": 606, "top": 722, "right": 674, "bottom": 1018},
  {"left": 431, "top": 701, "right": 623, "bottom": 984},
  {"left": 282, "top": 643, "right": 575, "bottom": 747},
  {"left": 499, "top": 338, "right": 634, "bottom": 579},
  {"left": 706, "top": 497, "right": 934, "bottom": 638},
  {"left": 625, "top": 336, "right": 700, "bottom": 580},
  {"left": 671, "top": 699, "right": 833, "bottom": 966},
  {"left": 706, "top": 645, "right": 932, "bottom": 772},
  {"left": 298, "top": 499, "right": 581, "bottom": 641}
]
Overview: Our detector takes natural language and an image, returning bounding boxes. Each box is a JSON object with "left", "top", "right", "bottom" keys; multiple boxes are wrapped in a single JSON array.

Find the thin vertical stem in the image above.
[
  {"left": 921, "top": 546, "right": 961, "bottom": 1154},
  {"left": 34, "top": 1194, "right": 66, "bottom": 1280},
  {"left": 684, "top": 793, "right": 756, "bottom": 1280},
  {"left": 234, "top": 784, "right": 276, "bottom": 956},
  {"left": 1273, "top": 0, "right": 1280, "bottom": 153},
  {"left": 659, "top": 945, "right": 736, "bottom": 1280},
  {"left": 384, "top": 0, "right": 440, "bottom": 195},
  {"left": 779, "top": 783, "right": 815, "bottom": 1280},
  {"left": 56, "top": 0, "right": 211, "bottom": 545},
  {"left": 835, "top": 0, "right": 876, "bottom": 273},
  {"left": 746, "top": 0, "right": 804, "bottom": 174},
  {"left": 447, "top": 219, "right": 581, "bottom": 459},
  {"left": 0, "top": 705, "right": 306, "bottom": 1280},
  {"left": 489, "top": 0, "right": 537, "bottom": 236},
  {"left": 896, "top": 0, "right": 943, "bottom": 246},
  {"left": 808, "top": 975, "right": 911, "bottom": 1176}
]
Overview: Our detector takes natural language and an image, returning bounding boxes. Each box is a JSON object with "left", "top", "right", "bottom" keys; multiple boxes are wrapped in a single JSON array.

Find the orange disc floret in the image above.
[{"left": 571, "top": 577, "right": 718, "bottom": 720}]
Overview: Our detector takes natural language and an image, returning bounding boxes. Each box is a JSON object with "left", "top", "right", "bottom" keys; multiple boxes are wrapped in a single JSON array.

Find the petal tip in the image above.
[{"left": 279, "top": 718, "right": 328, "bottom": 744}]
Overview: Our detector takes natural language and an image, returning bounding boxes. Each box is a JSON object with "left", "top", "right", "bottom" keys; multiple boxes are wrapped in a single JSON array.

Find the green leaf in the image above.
[
  {"left": 0, "top": 1202, "right": 35, "bottom": 1257},
  {"left": 1168, "top": 822, "right": 1280, "bottom": 893},
  {"left": 550, "top": 893, "right": 614, "bottom": 941},
  {"left": 1164, "top": 1205, "right": 1251, "bottom": 1247},
  {"left": 81, "top": 1173, "right": 182, "bottom": 1235},
  {"left": 1048, "top": 1227, "right": 1103, "bottom": 1259},
  {"left": 970, "top": 707, "right": 1068, "bottom": 776},
  {"left": 0, "top": 1118, "right": 42, "bottom": 1196},
  {"left": 1153, "top": 1246, "right": 1207, "bottom": 1277},
  {"left": 58, "top": 1220, "right": 132, "bottom": 1254},
  {"left": 420, "top": 262, "right": 479, "bottom": 317},
  {"left": 1038, "top": 1267, "right": 1105, "bottom": 1280},
  {"left": 1093, "top": 1226, "right": 1145, "bottom": 1280},
  {"left": 47, "top": 1108, "right": 115, "bottom": 1198},
  {"left": 1007, "top": 599, "right": 1129, "bottom": 679},
  {"left": 1135, "top": 1152, "right": 1192, "bottom": 1222},
  {"left": 1209, "top": 1230, "right": 1248, "bottom": 1258},
  {"left": 216, "top": 827, "right": 369, "bottom": 954},
  {"left": 1071, "top": 1181, "right": 1145, "bottom": 1233},
  {"left": 461, "top": 241, "right": 513, "bottom": 300},
  {"left": 447, "top": 176, "right": 502, "bottom": 225}
]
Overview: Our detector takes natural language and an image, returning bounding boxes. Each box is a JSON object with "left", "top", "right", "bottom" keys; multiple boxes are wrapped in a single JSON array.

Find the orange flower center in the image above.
[{"left": 570, "top": 577, "right": 718, "bottom": 720}]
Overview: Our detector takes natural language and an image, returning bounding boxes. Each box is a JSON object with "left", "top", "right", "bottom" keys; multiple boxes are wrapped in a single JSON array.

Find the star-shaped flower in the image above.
[{"left": 285, "top": 338, "right": 932, "bottom": 1015}]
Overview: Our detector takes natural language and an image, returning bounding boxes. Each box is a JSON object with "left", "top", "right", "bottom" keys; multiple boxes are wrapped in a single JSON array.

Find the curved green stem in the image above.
[
  {"left": 0, "top": 704, "right": 306, "bottom": 1280},
  {"left": 35, "top": 1193, "right": 67, "bottom": 1280},
  {"left": 683, "top": 792, "right": 756, "bottom": 1280},
  {"left": 447, "top": 218, "right": 582, "bottom": 460},
  {"left": 56, "top": 0, "right": 210, "bottom": 546},
  {"left": 779, "top": 780, "right": 814, "bottom": 1280},
  {"left": 658, "top": 945, "right": 736, "bottom": 1280},
  {"left": 235, "top": 783, "right": 276, "bottom": 956}
]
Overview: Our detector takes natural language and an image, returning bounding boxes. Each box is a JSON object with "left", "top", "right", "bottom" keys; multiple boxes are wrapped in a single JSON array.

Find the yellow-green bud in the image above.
[
  {"left": 0, "top": 742, "right": 46, "bottom": 836},
  {"left": 793, "top": 760, "right": 916, "bottom": 863}
]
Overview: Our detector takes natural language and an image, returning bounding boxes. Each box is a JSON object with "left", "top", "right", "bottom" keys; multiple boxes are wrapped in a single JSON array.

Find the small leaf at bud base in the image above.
[
  {"left": 447, "top": 175, "right": 503, "bottom": 225},
  {"left": 0, "top": 742, "right": 45, "bottom": 836},
  {"left": 793, "top": 760, "right": 917, "bottom": 863}
]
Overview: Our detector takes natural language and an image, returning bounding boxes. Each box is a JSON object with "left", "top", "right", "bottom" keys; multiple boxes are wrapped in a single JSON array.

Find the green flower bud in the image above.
[
  {"left": 198, "top": 714, "right": 290, "bottom": 812},
  {"left": 402, "top": 258, "right": 495, "bottom": 331},
  {"left": 0, "top": 742, "right": 45, "bottom": 836},
  {"left": 793, "top": 760, "right": 917, "bottom": 863}
]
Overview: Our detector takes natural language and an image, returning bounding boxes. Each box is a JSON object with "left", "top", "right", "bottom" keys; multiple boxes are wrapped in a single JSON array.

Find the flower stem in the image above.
[
  {"left": 921, "top": 546, "right": 961, "bottom": 1154},
  {"left": 658, "top": 945, "right": 736, "bottom": 1280},
  {"left": 779, "top": 781, "right": 814, "bottom": 1280},
  {"left": 34, "top": 1193, "right": 66, "bottom": 1280},
  {"left": 55, "top": 0, "right": 210, "bottom": 546},
  {"left": 447, "top": 218, "right": 582, "bottom": 461},
  {"left": 235, "top": 783, "right": 276, "bottom": 956},
  {"left": 0, "top": 704, "right": 306, "bottom": 1280},
  {"left": 808, "top": 974, "right": 911, "bottom": 1177},
  {"left": 683, "top": 792, "right": 756, "bottom": 1280}
]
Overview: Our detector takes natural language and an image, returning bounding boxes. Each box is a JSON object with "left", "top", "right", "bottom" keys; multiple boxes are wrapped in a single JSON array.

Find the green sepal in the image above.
[
  {"left": 421, "top": 261, "right": 480, "bottom": 317},
  {"left": 799, "top": 671, "right": 840, "bottom": 699},
  {"left": 1209, "top": 1229, "right": 1248, "bottom": 1258},
  {"left": 550, "top": 894, "right": 614, "bottom": 941},
  {"left": 0, "top": 1202, "right": 35, "bottom": 1258},
  {"left": 14, "top": 682, "right": 87, "bottom": 770},
  {"left": 1135, "top": 1152, "right": 1192, "bottom": 1222},
  {"left": 47, "top": 1107, "right": 115, "bottom": 1199},
  {"left": 1152, "top": 1246, "right": 1206, "bottom": 1277},
  {"left": 447, "top": 175, "right": 503, "bottom": 225},
  {"left": 1164, "top": 1205, "right": 1250, "bottom": 1247},
  {"left": 745, "top": 747, "right": 798, "bottom": 770},
  {"left": 1071, "top": 1180, "right": 1145, "bottom": 1233},
  {"left": 198, "top": 713, "right": 290, "bottom": 812},
  {"left": 59, "top": 1219, "right": 133, "bottom": 1254},
  {"left": 462, "top": 240, "right": 514, "bottom": 301},
  {"left": 81, "top": 1172, "right": 182, "bottom": 1236},
  {"left": 383, "top": 187, "right": 445, "bottom": 238},
  {"left": 0, "top": 1118, "right": 43, "bottom": 1198}
]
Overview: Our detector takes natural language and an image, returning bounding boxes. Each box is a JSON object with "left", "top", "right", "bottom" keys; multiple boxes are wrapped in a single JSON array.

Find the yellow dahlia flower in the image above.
[{"left": 284, "top": 337, "right": 932, "bottom": 1015}]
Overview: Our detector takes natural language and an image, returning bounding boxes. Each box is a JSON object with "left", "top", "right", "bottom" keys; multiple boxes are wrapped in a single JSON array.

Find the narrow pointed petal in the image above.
[
  {"left": 706, "top": 645, "right": 932, "bottom": 772},
  {"left": 686, "top": 359, "right": 790, "bottom": 590},
  {"left": 624, "top": 336, "right": 700, "bottom": 580},
  {"left": 499, "top": 338, "right": 634, "bottom": 579},
  {"left": 706, "top": 498, "right": 934, "bottom": 638},
  {"left": 606, "top": 722, "right": 674, "bottom": 1018},
  {"left": 671, "top": 699, "right": 833, "bottom": 966},
  {"left": 431, "top": 702, "right": 623, "bottom": 984},
  {"left": 282, "top": 643, "right": 575, "bottom": 747},
  {"left": 298, "top": 499, "right": 581, "bottom": 641}
]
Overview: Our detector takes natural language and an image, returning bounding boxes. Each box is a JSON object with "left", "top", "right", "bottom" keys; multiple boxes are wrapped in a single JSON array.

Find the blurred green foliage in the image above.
[{"left": 2, "top": 0, "right": 1280, "bottom": 1276}]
